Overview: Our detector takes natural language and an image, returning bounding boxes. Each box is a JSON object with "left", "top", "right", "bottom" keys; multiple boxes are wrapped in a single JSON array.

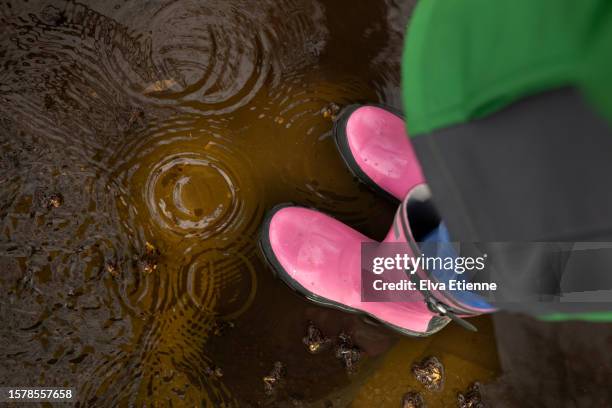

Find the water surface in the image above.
[{"left": 0, "top": 1, "right": 497, "bottom": 406}]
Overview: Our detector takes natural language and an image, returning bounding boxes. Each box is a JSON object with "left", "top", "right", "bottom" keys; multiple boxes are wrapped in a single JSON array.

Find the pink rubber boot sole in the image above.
[
  {"left": 334, "top": 105, "right": 425, "bottom": 201},
  {"left": 259, "top": 186, "right": 459, "bottom": 337}
]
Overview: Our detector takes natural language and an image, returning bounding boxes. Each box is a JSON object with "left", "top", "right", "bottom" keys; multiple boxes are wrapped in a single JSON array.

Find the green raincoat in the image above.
[{"left": 402, "top": 0, "right": 612, "bottom": 322}]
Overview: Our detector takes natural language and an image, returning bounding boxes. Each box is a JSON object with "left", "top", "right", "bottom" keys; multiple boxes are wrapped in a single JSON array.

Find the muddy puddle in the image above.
[{"left": 0, "top": 1, "right": 498, "bottom": 406}]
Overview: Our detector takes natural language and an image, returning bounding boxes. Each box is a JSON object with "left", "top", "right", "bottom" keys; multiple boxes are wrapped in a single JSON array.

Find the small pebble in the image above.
[
  {"left": 139, "top": 241, "right": 160, "bottom": 274},
  {"left": 322, "top": 103, "right": 340, "bottom": 121},
  {"left": 105, "top": 262, "right": 120, "bottom": 278},
  {"left": 45, "top": 193, "right": 63, "bottom": 209},
  {"left": 334, "top": 332, "right": 361, "bottom": 373},
  {"left": 412, "top": 356, "right": 445, "bottom": 392},
  {"left": 204, "top": 365, "right": 223, "bottom": 378},
  {"left": 263, "top": 361, "right": 285, "bottom": 395},
  {"left": 457, "top": 382, "right": 485, "bottom": 408},
  {"left": 143, "top": 79, "right": 178, "bottom": 94},
  {"left": 401, "top": 391, "right": 426, "bottom": 408},
  {"left": 302, "top": 321, "right": 331, "bottom": 354}
]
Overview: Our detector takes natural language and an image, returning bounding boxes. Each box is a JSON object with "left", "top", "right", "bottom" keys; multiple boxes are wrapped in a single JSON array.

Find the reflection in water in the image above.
[
  {"left": 115, "top": 129, "right": 260, "bottom": 241},
  {"left": 0, "top": 0, "right": 495, "bottom": 407}
]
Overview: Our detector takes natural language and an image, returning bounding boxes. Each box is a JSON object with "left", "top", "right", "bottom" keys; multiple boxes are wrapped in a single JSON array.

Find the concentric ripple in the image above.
[
  {"left": 139, "top": 0, "right": 276, "bottom": 115},
  {"left": 145, "top": 150, "right": 238, "bottom": 239},
  {"left": 113, "top": 119, "right": 261, "bottom": 243},
  {"left": 181, "top": 247, "right": 258, "bottom": 319},
  {"left": 109, "top": 116, "right": 262, "bottom": 321}
]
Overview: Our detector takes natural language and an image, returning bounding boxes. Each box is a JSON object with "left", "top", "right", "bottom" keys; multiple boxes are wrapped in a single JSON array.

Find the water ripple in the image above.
[{"left": 0, "top": 0, "right": 405, "bottom": 405}]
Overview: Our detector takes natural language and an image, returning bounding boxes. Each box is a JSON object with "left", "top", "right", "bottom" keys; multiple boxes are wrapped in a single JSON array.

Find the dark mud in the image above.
[{"left": 1, "top": 0, "right": 417, "bottom": 406}]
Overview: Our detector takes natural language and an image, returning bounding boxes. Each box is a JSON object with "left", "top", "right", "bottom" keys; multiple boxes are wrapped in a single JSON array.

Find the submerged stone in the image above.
[
  {"left": 401, "top": 391, "right": 426, "bottom": 408},
  {"left": 457, "top": 382, "right": 485, "bottom": 408},
  {"left": 334, "top": 332, "right": 361, "bottom": 373},
  {"left": 412, "top": 356, "right": 445, "bottom": 392},
  {"left": 302, "top": 321, "right": 331, "bottom": 354},
  {"left": 263, "top": 361, "right": 285, "bottom": 396}
]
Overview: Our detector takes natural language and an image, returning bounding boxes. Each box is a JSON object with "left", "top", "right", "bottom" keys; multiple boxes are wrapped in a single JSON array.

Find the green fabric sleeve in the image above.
[
  {"left": 402, "top": 0, "right": 612, "bottom": 136},
  {"left": 580, "top": 3, "right": 612, "bottom": 125},
  {"left": 539, "top": 311, "right": 612, "bottom": 322}
]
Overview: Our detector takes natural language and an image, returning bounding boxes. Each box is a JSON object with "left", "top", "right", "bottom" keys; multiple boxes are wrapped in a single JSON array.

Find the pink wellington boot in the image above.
[
  {"left": 259, "top": 186, "right": 488, "bottom": 337},
  {"left": 334, "top": 104, "right": 423, "bottom": 201}
]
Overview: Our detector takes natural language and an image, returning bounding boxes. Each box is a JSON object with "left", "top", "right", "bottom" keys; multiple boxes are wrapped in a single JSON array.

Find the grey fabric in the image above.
[
  {"left": 413, "top": 87, "right": 612, "bottom": 314},
  {"left": 413, "top": 87, "right": 612, "bottom": 242}
]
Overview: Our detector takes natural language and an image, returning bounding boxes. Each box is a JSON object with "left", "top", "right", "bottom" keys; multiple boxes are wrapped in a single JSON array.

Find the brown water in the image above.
[{"left": 0, "top": 1, "right": 497, "bottom": 406}]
